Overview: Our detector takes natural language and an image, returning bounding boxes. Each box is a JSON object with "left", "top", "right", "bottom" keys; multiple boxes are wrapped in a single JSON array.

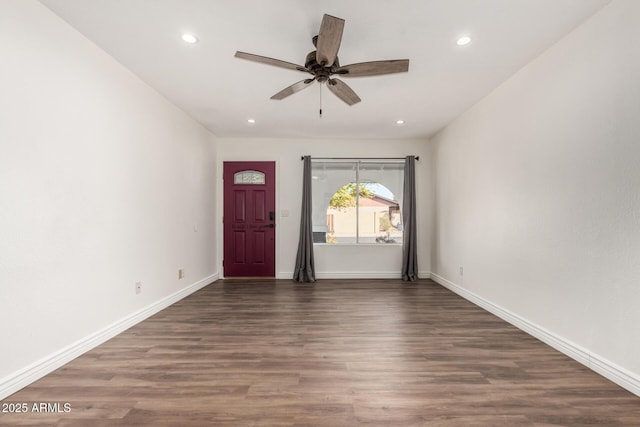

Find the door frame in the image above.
[{"left": 220, "top": 160, "right": 277, "bottom": 278}]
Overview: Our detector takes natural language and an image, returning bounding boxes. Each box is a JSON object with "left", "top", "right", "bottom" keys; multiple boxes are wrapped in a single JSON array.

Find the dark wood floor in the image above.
[{"left": 2, "top": 279, "right": 639, "bottom": 426}]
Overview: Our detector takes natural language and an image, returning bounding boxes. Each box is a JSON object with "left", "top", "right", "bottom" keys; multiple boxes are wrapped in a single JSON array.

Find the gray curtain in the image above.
[
  {"left": 293, "top": 156, "right": 316, "bottom": 282},
  {"left": 401, "top": 155, "right": 418, "bottom": 281}
]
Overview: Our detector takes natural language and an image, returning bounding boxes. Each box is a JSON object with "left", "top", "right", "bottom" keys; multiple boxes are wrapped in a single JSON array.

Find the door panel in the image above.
[
  {"left": 234, "top": 231, "right": 246, "bottom": 264},
  {"left": 223, "top": 162, "right": 276, "bottom": 277},
  {"left": 253, "top": 191, "right": 266, "bottom": 222},
  {"left": 234, "top": 191, "right": 246, "bottom": 222},
  {"left": 254, "top": 232, "right": 266, "bottom": 263}
]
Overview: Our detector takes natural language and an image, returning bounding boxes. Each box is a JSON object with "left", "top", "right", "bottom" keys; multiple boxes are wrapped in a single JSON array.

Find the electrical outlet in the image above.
[
  {"left": 178, "top": 269, "right": 184, "bottom": 279},
  {"left": 459, "top": 266, "right": 464, "bottom": 276},
  {"left": 135, "top": 281, "right": 142, "bottom": 294}
]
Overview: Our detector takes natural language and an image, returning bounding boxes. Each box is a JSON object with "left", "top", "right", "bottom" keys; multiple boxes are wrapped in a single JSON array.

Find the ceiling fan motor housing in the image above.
[{"left": 305, "top": 49, "right": 338, "bottom": 82}]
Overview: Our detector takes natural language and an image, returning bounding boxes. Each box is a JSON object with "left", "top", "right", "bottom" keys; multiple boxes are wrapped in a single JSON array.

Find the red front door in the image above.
[{"left": 223, "top": 162, "right": 276, "bottom": 277}]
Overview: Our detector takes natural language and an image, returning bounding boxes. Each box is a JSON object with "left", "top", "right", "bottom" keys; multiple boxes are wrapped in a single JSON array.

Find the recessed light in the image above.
[
  {"left": 456, "top": 36, "right": 471, "bottom": 46},
  {"left": 247, "top": 118, "right": 256, "bottom": 124},
  {"left": 396, "top": 120, "right": 405, "bottom": 125},
  {"left": 181, "top": 33, "right": 198, "bottom": 44}
]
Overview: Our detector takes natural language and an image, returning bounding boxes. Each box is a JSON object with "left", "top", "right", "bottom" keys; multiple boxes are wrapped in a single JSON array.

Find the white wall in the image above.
[
  {"left": 431, "top": 0, "right": 640, "bottom": 394},
  {"left": 0, "top": 1, "right": 218, "bottom": 398},
  {"left": 217, "top": 138, "right": 432, "bottom": 279}
]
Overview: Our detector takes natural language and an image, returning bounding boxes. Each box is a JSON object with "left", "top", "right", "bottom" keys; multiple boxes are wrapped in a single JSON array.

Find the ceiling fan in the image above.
[{"left": 235, "top": 14, "right": 409, "bottom": 107}]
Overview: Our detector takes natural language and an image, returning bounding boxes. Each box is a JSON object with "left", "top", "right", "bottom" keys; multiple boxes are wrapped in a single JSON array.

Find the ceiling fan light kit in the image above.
[{"left": 235, "top": 14, "right": 409, "bottom": 109}]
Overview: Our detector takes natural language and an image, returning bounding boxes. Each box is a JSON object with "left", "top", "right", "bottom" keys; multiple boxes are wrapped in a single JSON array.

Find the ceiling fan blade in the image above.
[
  {"left": 271, "top": 79, "right": 315, "bottom": 100},
  {"left": 335, "top": 59, "right": 410, "bottom": 77},
  {"left": 315, "top": 14, "right": 345, "bottom": 67},
  {"left": 326, "top": 78, "right": 361, "bottom": 106},
  {"left": 235, "top": 51, "right": 308, "bottom": 72}
]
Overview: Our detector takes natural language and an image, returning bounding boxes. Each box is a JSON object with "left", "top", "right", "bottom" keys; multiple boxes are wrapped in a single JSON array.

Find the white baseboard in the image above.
[
  {"left": 588, "top": 351, "right": 640, "bottom": 398},
  {"left": 0, "top": 273, "right": 219, "bottom": 401},
  {"left": 315, "top": 271, "right": 401, "bottom": 279},
  {"left": 278, "top": 271, "right": 432, "bottom": 280},
  {"left": 279, "top": 271, "right": 402, "bottom": 279},
  {"left": 419, "top": 271, "right": 432, "bottom": 280},
  {"left": 430, "top": 272, "right": 640, "bottom": 397}
]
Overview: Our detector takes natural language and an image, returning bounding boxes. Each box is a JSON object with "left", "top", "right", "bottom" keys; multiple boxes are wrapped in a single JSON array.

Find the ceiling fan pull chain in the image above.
[{"left": 319, "top": 83, "right": 323, "bottom": 118}]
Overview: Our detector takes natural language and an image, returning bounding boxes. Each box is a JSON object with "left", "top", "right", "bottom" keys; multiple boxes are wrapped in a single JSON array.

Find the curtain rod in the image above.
[{"left": 301, "top": 156, "right": 419, "bottom": 161}]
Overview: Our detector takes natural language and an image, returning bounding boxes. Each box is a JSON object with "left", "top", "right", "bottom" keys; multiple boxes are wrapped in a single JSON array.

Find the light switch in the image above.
[{"left": 281, "top": 209, "right": 289, "bottom": 217}]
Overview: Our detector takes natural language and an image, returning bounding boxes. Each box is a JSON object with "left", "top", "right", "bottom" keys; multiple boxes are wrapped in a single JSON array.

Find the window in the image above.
[
  {"left": 311, "top": 160, "right": 404, "bottom": 244},
  {"left": 234, "top": 170, "right": 265, "bottom": 185}
]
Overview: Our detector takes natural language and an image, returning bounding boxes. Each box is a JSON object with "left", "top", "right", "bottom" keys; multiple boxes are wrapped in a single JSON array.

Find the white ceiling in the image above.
[{"left": 40, "top": 0, "right": 609, "bottom": 140}]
